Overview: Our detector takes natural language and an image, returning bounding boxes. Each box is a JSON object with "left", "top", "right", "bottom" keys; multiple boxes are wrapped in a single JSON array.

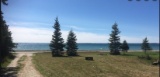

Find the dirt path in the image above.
[
  {"left": 4, "top": 52, "right": 43, "bottom": 77},
  {"left": 2, "top": 53, "right": 25, "bottom": 77},
  {"left": 7, "top": 53, "right": 25, "bottom": 67},
  {"left": 17, "top": 52, "right": 43, "bottom": 77}
]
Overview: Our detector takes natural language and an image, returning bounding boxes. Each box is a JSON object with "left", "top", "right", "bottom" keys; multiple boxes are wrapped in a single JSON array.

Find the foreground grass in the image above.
[
  {"left": 33, "top": 51, "right": 159, "bottom": 77},
  {"left": 17, "top": 55, "right": 27, "bottom": 70},
  {"left": 1, "top": 53, "right": 16, "bottom": 68}
]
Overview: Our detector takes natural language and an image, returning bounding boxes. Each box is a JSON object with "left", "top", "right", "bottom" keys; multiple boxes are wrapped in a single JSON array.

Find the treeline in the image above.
[
  {"left": 108, "top": 23, "right": 152, "bottom": 55},
  {"left": 50, "top": 17, "right": 152, "bottom": 57},
  {"left": 0, "top": 0, "right": 17, "bottom": 68}
]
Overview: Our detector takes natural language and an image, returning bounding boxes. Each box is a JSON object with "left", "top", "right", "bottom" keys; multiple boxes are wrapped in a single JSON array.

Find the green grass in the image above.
[
  {"left": 1, "top": 53, "right": 16, "bottom": 68},
  {"left": 33, "top": 51, "right": 159, "bottom": 77},
  {"left": 120, "top": 51, "right": 159, "bottom": 65},
  {"left": 17, "top": 55, "right": 27, "bottom": 70}
]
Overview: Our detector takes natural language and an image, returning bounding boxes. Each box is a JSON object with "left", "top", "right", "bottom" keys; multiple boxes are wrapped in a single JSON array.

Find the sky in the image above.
[{"left": 1, "top": 0, "right": 159, "bottom": 43}]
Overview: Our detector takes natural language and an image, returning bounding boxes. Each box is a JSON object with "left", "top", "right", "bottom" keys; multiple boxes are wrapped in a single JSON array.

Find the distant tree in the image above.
[
  {"left": 49, "top": 17, "right": 65, "bottom": 57},
  {"left": 141, "top": 37, "right": 152, "bottom": 54},
  {"left": 108, "top": 23, "right": 121, "bottom": 55},
  {"left": 1, "top": 0, "right": 16, "bottom": 69},
  {"left": 121, "top": 40, "right": 129, "bottom": 54},
  {"left": 66, "top": 30, "right": 78, "bottom": 56}
]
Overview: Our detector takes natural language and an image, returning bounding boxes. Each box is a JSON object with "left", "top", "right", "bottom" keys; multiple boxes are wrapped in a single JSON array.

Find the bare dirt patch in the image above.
[
  {"left": 17, "top": 52, "right": 43, "bottom": 77},
  {"left": 2, "top": 52, "right": 43, "bottom": 77}
]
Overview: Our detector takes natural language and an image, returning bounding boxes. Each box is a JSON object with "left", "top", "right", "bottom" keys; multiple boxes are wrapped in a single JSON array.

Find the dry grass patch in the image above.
[{"left": 17, "top": 55, "right": 27, "bottom": 70}]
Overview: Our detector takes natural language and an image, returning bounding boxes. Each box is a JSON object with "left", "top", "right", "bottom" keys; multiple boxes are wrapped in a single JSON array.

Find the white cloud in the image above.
[
  {"left": 10, "top": 27, "right": 53, "bottom": 43},
  {"left": 9, "top": 26, "right": 159, "bottom": 43},
  {"left": 75, "top": 31, "right": 108, "bottom": 43},
  {"left": 9, "top": 26, "right": 109, "bottom": 43}
]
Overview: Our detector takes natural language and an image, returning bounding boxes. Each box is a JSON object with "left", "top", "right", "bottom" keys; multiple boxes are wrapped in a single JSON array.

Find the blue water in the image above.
[{"left": 14, "top": 43, "right": 159, "bottom": 51}]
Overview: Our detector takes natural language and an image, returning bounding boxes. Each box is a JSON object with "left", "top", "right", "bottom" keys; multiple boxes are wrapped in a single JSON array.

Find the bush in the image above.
[
  {"left": 110, "top": 50, "right": 120, "bottom": 55},
  {"left": 146, "top": 54, "right": 152, "bottom": 60},
  {"left": 137, "top": 54, "right": 152, "bottom": 60}
]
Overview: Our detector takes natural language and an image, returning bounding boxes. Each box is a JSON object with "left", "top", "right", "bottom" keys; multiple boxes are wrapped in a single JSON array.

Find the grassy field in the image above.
[{"left": 32, "top": 51, "right": 159, "bottom": 77}]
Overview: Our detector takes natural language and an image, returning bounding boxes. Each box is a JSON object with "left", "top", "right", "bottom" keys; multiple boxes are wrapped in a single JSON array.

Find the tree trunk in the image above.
[{"left": 144, "top": 49, "right": 146, "bottom": 54}]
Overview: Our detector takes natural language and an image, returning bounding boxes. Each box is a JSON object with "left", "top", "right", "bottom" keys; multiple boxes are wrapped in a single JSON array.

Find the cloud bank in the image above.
[
  {"left": 9, "top": 26, "right": 159, "bottom": 43},
  {"left": 10, "top": 26, "right": 109, "bottom": 43}
]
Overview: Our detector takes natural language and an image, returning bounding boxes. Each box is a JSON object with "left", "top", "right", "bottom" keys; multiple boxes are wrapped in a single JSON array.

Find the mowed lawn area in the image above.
[{"left": 32, "top": 51, "right": 159, "bottom": 77}]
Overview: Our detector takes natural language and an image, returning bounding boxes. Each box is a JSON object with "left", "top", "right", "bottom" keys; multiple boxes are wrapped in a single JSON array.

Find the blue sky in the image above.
[{"left": 1, "top": 0, "right": 159, "bottom": 43}]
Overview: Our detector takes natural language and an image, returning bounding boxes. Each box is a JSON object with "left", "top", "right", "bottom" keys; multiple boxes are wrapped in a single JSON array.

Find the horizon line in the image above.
[{"left": 15, "top": 42, "right": 159, "bottom": 44}]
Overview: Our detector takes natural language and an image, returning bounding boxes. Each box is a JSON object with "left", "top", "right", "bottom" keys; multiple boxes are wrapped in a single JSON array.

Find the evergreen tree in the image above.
[
  {"left": 108, "top": 23, "right": 121, "bottom": 55},
  {"left": 121, "top": 40, "right": 129, "bottom": 54},
  {"left": 49, "top": 17, "right": 64, "bottom": 57},
  {"left": 141, "top": 37, "right": 152, "bottom": 54},
  {"left": 66, "top": 30, "right": 78, "bottom": 56},
  {"left": 1, "top": 0, "right": 8, "bottom": 5},
  {"left": 0, "top": 0, "right": 16, "bottom": 69}
]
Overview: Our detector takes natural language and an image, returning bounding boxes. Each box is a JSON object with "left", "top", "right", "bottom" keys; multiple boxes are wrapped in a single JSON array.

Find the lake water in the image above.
[{"left": 14, "top": 43, "right": 159, "bottom": 51}]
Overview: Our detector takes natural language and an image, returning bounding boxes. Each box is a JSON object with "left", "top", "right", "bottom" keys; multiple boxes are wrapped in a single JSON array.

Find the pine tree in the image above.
[
  {"left": 141, "top": 37, "right": 152, "bottom": 54},
  {"left": 108, "top": 23, "right": 121, "bottom": 55},
  {"left": 121, "top": 40, "right": 129, "bottom": 54},
  {"left": 1, "top": 0, "right": 8, "bottom": 5},
  {"left": 1, "top": 0, "right": 16, "bottom": 69},
  {"left": 49, "top": 17, "right": 65, "bottom": 57},
  {"left": 66, "top": 30, "right": 78, "bottom": 56},
  {"left": 1, "top": 17, "right": 16, "bottom": 57}
]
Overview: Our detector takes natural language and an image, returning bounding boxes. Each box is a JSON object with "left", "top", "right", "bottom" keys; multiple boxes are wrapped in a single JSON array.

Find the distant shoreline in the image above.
[
  {"left": 15, "top": 43, "right": 159, "bottom": 44},
  {"left": 14, "top": 50, "right": 159, "bottom": 53},
  {"left": 14, "top": 43, "right": 159, "bottom": 51}
]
